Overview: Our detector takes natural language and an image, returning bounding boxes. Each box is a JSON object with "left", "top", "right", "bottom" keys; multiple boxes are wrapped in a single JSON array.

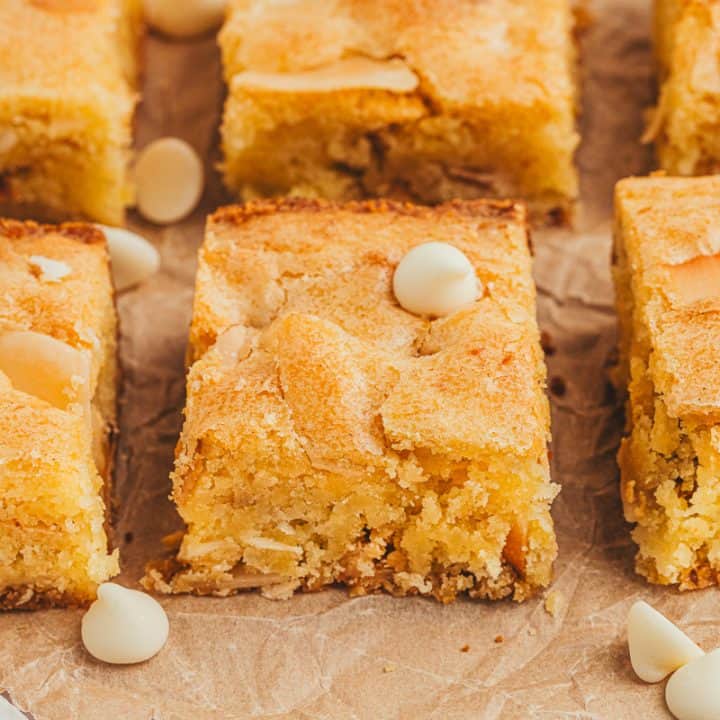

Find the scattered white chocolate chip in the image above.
[
  {"left": 0, "top": 331, "right": 91, "bottom": 414},
  {"left": 666, "top": 254, "right": 720, "bottom": 305},
  {"left": 133, "top": 138, "right": 204, "bottom": 225},
  {"left": 144, "top": 0, "right": 227, "bottom": 38},
  {"left": 393, "top": 242, "right": 480, "bottom": 317},
  {"left": 97, "top": 225, "right": 160, "bottom": 291},
  {"left": 666, "top": 649, "right": 720, "bottom": 720},
  {"left": 28, "top": 255, "right": 71, "bottom": 283},
  {"left": 233, "top": 57, "right": 419, "bottom": 94},
  {"left": 0, "top": 695, "right": 28, "bottom": 720},
  {"left": 81, "top": 583, "right": 169, "bottom": 665},
  {"left": 627, "top": 601, "right": 703, "bottom": 683}
]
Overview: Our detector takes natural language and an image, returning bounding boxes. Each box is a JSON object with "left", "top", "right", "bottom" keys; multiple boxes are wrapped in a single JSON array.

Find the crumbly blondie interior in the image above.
[
  {"left": 0, "top": 0, "right": 142, "bottom": 224},
  {"left": 614, "top": 176, "right": 720, "bottom": 589},
  {"left": 144, "top": 199, "right": 558, "bottom": 603},
  {"left": 219, "top": 0, "right": 579, "bottom": 222},
  {"left": 649, "top": 0, "right": 720, "bottom": 175},
  {"left": 0, "top": 221, "right": 119, "bottom": 608}
]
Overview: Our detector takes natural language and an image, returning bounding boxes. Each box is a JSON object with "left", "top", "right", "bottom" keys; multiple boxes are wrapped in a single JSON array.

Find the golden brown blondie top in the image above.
[
  {"left": 616, "top": 176, "right": 720, "bottom": 419},
  {"left": 221, "top": 0, "right": 575, "bottom": 109},
  {"left": 188, "top": 198, "right": 548, "bottom": 460}
]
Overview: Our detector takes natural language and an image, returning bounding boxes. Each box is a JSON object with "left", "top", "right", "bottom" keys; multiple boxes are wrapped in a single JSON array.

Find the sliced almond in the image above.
[
  {"left": 232, "top": 57, "right": 419, "bottom": 94},
  {"left": 503, "top": 519, "right": 528, "bottom": 575},
  {"left": 0, "top": 330, "right": 91, "bottom": 414},
  {"left": 211, "top": 325, "right": 251, "bottom": 365},
  {"left": 28, "top": 255, "right": 72, "bottom": 283},
  {"left": 666, "top": 253, "right": 720, "bottom": 305}
]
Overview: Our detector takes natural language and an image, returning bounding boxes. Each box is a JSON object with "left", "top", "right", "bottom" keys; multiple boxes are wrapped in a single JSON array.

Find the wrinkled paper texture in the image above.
[{"left": 1, "top": 2, "right": 713, "bottom": 718}]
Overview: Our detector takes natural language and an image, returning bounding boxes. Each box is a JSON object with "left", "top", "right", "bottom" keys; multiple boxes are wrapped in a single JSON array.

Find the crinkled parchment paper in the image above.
[{"left": 2, "top": 2, "right": 716, "bottom": 718}]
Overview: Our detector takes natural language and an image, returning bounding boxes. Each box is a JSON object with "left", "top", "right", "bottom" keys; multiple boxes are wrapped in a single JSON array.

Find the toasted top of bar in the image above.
[
  {"left": 0, "top": 220, "right": 114, "bottom": 385},
  {"left": 616, "top": 176, "right": 720, "bottom": 418},
  {"left": 187, "top": 199, "right": 549, "bottom": 461},
  {"left": 220, "top": 0, "right": 575, "bottom": 110},
  {"left": 0, "top": 0, "right": 140, "bottom": 108}
]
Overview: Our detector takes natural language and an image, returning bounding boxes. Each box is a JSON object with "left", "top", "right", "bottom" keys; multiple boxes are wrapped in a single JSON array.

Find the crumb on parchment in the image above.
[{"left": 544, "top": 590, "right": 566, "bottom": 617}]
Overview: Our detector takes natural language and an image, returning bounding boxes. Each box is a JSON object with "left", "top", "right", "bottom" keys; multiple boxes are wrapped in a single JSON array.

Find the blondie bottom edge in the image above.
[
  {"left": 144, "top": 198, "right": 558, "bottom": 603},
  {"left": 614, "top": 176, "right": 720, "bottom": 589},
  {"left": 0, "top": 220, "right": 120, "bottom": 608}
]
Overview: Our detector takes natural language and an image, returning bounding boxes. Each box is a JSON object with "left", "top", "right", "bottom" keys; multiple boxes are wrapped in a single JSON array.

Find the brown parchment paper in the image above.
[{"left": 2, "top": 1, "right": 717, "bottom": 718}]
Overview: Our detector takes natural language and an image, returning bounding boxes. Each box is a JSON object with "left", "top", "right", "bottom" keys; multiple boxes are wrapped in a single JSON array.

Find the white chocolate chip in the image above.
[
  {"left": 97, "top": 225, "right": 160, "bottom": 291},
  {"left": 81, "top": 583, "right": 169, "bottom": 664},
  {"left": 233, "top": 57, "right": 420, "bottom": 94},
  {"left": 133, "top": 138, "right": 204, "bottom": 225},
  {"left": 0, "top": 331, "right": 91, "bottom": 414},
  {"left": 0, "top": 696, "right": 28, "bottom": 720},
  {"left": 393, "top": 242, "right": 480, "bottom": 317},
  {"left": 28, "top": 255, "right": 71, "bottom": 283},
  {"left": 666, "top": 649, "right": 720, "bottom": 720},
  {"left": 144, "top": 0, "right": 227, "bottom": 38},
  {"left": 627, "top": 601, "right": 704, "bottom": 683}
]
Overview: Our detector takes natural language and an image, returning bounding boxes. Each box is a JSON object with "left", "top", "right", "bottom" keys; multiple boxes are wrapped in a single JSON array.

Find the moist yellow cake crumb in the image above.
[
  {"left": 650, "top": 0, "right": 720, "bottom": 175},
  {"left": 613, "top": 175, "right": 720, "bottom": 589},
  {"left": 0, "top": 0, "right": 142, "bottom": 224},
  {"left": 143, "top": 198, "right": 558, "bottom": 603},
  {"left": 219, "top": 0, "right": 579, "bottom": 222},
  {"left": 0, "top": 220, "right": 119, "bottom": 608}
]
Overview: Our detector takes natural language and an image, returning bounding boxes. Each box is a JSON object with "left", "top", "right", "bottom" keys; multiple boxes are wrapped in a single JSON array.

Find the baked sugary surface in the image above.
[
  {"left": 145, "top": 199, "right": 557, "bottom": 602},
  {"left": 614, "top": 176, "right": 720, "bottom": 589},
  {"left": 0, "top": 220, "right": 119, "bottom": 608},
  {"left": 651, "top": 0, "right": 720, "bottom": 175},
  {"left": 219, "top": 0, "right": 578, "bottom": 221},
  {"left": 0, "top": 0, "right": 141, "bottom": 224}
]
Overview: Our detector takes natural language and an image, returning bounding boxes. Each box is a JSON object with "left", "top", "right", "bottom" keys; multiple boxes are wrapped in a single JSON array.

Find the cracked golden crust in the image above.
[
  {"left": 615, "top": 176, "right": 720, "bottom": 418},
  {"left": 221, "top": 0, "right": 575, "bottom": 108}
]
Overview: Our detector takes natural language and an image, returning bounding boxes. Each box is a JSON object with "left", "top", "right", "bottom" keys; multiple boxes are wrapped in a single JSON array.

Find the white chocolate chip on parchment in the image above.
[
  {"left": 81, "top": 583, "right": 169, "bottom": 664},
  {"left": 144, "top": 0, "right": 227, "bottom": 38},
  {"left": 133, "top": 138, "right": 204, "bottom": 225},
  {"left": 97, "top": 225, "right": 160, "bottom": 291},
  {"left": 627, "top": 601, "right": 704, "bottom": 683},
  {"left": 666, "top": 649, "right": 720, "bottom": 720}
]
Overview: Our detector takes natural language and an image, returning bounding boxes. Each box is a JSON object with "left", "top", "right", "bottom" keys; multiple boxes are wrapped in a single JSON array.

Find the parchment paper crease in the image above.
[{"left": 1, "top": 2, "right": 713, "bottom": 718}]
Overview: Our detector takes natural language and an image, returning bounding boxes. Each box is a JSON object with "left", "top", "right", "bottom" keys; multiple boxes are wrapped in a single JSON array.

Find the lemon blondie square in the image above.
[
  {"left": 0, "top": 0, "right": 142, "bottom": 224},
  {"left": 614, "top": 176, "right": 720, "bottom": 589},
  {"left": 651, "top": 0, "right": 720, "bottom": 175},
  {"left": 144, "top": 198, "right": 558, "bottom": 602},
  {"left": 0, "top": 220, "right": 119, "bottom": 608},
  {"left": 219, "top": 0, "right": 579, "bottom": 222}
]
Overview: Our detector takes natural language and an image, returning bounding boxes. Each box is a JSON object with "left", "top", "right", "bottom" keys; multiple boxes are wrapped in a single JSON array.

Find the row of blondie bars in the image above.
[
  {"left": 3, "top": 0, "right": 718, "bottom": 225},
  {"left": 2, "top": 175, "right": 719, "bottom": 608},
  {"left": 1, "top": 0, "right": 720, "bottom": 609}
]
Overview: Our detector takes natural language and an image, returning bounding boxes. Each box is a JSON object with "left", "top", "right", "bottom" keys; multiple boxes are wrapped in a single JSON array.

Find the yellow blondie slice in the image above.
[
  {"left": 145, "top": 198, "right": 558, "bottom": 602},
  {"left": 219, "top": 0, "right": 579, "bottom": 222},
  {"left": 0, "top": 0, "right": 142, "bottom": 224},
  {"left": 614, "top": 176, "right": 720, "bottom": 589},
  {"left": 651, "top": 0, "right": 720, "bottom": 175},
  {"left": 0, "top": 220, "right": 119, "bottom": 608}
]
